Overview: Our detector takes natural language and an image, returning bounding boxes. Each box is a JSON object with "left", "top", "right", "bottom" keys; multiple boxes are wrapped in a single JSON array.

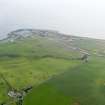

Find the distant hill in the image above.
[{"left": 2, "top": 29, "right": 105, "bottom": 56}]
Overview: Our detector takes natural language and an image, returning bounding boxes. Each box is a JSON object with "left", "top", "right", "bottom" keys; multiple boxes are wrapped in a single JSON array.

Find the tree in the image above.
[{"left": 81, "top": 54, "right": 89, "bottom": 62}]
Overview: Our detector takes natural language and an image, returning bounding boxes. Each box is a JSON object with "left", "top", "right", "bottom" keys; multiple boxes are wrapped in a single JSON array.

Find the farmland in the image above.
[
  {"left": 0, "top": 35, "right": 80, "bottom": 104},
  {"left": 24, "top": 56, "right": 105, "bottom": 105},
  {"left": 0, "top": 29, "right": 105, "bottom": 105}
]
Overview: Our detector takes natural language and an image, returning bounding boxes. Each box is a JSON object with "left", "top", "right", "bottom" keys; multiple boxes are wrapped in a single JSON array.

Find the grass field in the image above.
[
  {"left": 24, "top": 56, "right": 105, "bottom": 105},
  {"left": 0, "top": 34, "right": 105, "bottom": 105},
  {"left": 0, "top": 36, "right": 81, "bottom": 104},
  {"left": 0, "top": 57, "right": 80, "bottom": 103}
]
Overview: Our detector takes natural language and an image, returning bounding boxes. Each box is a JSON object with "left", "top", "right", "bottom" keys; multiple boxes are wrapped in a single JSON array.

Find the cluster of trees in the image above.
[{"left": 81, "top": 54, "right": 89, "bottom": 62}]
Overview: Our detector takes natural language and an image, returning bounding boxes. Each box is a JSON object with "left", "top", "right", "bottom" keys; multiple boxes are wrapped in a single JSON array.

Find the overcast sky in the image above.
[{"left": 1, "top": 0, "right": 105, "bottom": 39}]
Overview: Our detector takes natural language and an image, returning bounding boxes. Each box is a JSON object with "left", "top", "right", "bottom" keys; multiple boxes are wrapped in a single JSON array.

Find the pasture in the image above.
[{"left": 24, "top": 56, "right": 105, "bottom": 105}]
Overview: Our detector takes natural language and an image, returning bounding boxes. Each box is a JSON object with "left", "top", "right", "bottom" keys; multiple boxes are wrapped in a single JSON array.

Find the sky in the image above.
[{"left": 1, "top": 0, "right": 105, "bottom": 39}]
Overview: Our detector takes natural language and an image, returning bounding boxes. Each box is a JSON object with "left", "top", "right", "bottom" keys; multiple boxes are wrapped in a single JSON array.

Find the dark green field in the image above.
[{"left": 24, "top": 56, "right": 105, "bottom": 105}]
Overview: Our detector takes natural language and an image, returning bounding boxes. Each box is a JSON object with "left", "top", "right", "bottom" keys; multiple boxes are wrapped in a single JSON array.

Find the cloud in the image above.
[{"left": 0, "top": 0, "right": 105, "bottom": 39}]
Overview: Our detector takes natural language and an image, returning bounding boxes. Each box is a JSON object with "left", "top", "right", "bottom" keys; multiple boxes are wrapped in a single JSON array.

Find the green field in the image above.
[
  {"left": 24, "top": 56, "right": 105, "bottom": 105},
  {"left": 0, "top": 36, "right": 81, "bottom": 104},
  {"left": 0, "top": 34, "right": 105, "bottom": 105}
]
